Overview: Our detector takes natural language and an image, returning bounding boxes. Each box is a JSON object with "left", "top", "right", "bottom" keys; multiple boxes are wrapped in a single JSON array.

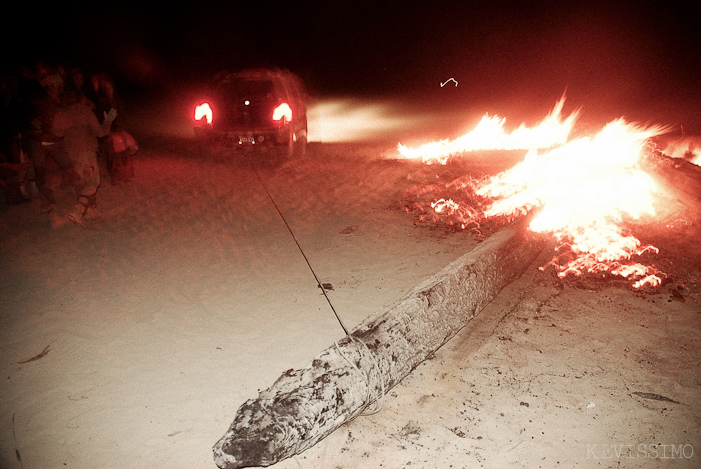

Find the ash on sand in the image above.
[{"left": 1, "top": 138, "right": 699, "bottom": 469}]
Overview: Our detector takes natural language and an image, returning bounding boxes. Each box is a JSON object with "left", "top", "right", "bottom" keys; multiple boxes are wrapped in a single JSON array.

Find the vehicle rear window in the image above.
[{"left": 216, "top": 78, "right": 275, "bottom": 102}]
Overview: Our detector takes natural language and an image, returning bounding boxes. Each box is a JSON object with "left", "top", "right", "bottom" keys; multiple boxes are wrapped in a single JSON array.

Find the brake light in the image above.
[
  {"left": 195, "top": 103, "right": 212, "bottom": 124},
  {"left": 272, "top": 103, "right": 292, "bottom": 122}
]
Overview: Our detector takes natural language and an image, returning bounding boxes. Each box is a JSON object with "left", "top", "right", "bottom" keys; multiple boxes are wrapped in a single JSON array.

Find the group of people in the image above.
[{"left": 0, "top": 61, "right": 138, "bottom": 225}]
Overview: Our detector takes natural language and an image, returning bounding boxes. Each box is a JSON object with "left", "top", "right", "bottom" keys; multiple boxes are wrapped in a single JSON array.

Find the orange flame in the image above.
[
  {"left": 397, "top": 99, "right": 670, "bottom": 287},
  {"left": 397, "top": 96, "right": 579, "bottom": 164}
]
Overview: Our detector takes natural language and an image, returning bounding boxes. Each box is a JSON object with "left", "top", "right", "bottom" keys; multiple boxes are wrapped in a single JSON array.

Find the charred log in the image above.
[
  {"left": 213, "top": 222, "right": 545, "bottom": 469},
  {"left": 645, "top": 150, "right": 701, "bottom": 204}
]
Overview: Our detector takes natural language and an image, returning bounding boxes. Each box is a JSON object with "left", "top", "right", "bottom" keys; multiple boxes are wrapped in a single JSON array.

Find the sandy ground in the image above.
[{"left": 0, "top": 135, "right": 699, "bottom": 469}]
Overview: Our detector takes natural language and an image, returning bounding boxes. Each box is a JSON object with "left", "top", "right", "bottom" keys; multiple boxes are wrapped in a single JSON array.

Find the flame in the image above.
[
  {"left": 398, "top": 98, "right": 670, "bottom": 287},
  {"left": 397, "top": 96, "right": 579, "bottom": 164}
]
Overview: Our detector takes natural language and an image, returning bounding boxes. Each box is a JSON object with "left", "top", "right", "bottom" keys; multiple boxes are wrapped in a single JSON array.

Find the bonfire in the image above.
[{"left": 397, "top": 96, "right": 671, "bottom": 288}]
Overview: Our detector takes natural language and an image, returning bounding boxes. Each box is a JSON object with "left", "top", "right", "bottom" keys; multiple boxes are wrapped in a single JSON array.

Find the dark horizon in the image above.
[{"left": 3, "top": 1, "right": 700, "bottom": 132}]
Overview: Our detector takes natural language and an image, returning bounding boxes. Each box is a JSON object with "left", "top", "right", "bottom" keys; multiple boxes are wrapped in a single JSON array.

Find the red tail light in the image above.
[
  {"left": 195, "top": 103, "right": 213, "bottom": 124},
  {"left": 272, "top": 103, "right": 292, "bottom": 122}
]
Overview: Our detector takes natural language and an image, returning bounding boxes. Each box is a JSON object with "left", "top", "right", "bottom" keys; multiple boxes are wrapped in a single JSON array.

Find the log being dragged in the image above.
[{"left": 213, "top": 222, "right": 545, "bottom": 469}]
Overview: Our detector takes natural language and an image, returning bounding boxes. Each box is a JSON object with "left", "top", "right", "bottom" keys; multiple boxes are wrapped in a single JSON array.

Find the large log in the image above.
[
  {"left": 213, "top": 222, "right": 545, "bottom": 469},
  {"left": 644, "top": 150, "right": 701, "bottom": 204}
]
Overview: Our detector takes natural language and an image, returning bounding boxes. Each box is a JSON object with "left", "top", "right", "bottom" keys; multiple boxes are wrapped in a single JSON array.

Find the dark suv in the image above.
[{"left": 193, "top": 68, "right": 308, "bottom": 158}]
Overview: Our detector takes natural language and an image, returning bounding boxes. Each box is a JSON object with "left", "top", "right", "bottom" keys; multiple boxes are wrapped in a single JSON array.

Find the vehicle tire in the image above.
[
  {"left": 290, "top": 119, "right": 308, "bottom": 159},
  {"left": 293, "top": 130, "right": 307, "bottom": 158},
  {"left": 277, "top": 131, "right": 293, "bottom": 161}
]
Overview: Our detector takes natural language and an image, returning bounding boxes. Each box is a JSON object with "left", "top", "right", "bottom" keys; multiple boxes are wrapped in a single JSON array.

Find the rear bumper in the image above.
[
  {"left": 227, "top": 128, "right": 289, "bottom": 146},
  {"left": 195, "top": 123, "right": 305, "bottom": 147}
]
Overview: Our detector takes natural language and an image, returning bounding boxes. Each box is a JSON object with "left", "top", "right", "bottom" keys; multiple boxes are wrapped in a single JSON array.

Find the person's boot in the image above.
[
  {"left": 66, "top": 203, "right": 86, "bottom": 225},
  {"left": 67, "top": 195, "right": 90, "bottom": 225}
]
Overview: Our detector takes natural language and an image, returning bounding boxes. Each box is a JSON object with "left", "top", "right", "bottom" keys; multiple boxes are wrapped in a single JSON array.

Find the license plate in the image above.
[{"left": 239, "top": 136, "right": 256, "bottom": 144}]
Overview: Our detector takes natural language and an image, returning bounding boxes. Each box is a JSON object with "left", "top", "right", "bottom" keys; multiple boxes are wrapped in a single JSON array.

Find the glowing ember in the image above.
[
  {"left": 397, "top": 96, "right": 579, "bottom": 164},
  {"left": 398, "top": 99, "right": 670, "bottom": 288}
]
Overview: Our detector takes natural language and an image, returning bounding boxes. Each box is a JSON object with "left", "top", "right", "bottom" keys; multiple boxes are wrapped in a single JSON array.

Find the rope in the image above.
[
  {"left": 253, "top": 165, "right": 350, "bottom": 335},
  {"left": 252, "top": 162, "right": 386, "bottom": 414}
]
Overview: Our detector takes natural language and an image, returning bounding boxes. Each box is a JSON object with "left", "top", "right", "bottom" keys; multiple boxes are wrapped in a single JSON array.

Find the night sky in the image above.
[{"left": 4, "top": 0, "right": 700, "bottom": 130}]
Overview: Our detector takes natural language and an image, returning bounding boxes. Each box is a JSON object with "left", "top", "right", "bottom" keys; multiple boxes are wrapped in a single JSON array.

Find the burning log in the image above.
[
  {"left": 645, "top": 150, "right": 701, "bottom": 204},
  {"left": 213, "top": 222, "right": 544, "bottom": 469}
]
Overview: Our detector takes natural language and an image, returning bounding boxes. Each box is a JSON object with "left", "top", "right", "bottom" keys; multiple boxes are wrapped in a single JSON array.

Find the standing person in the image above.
[
  {"left": 21, "top": 62, "right": 67, "bottom": 212},
  {"left": 68, "top": 67, "right": 96, "bottom": 110},
  {"left": 0, "top": 72, "right": 25, "bottom": 204},
  {"left": 52, "top": 90, "right": 116, "bottom": 225},
  {"left": 94, "top": 72, "right": 135, "bottom": 184},
  {"left": 108, "top": 126, "right": 138, "bottom": 184}
]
